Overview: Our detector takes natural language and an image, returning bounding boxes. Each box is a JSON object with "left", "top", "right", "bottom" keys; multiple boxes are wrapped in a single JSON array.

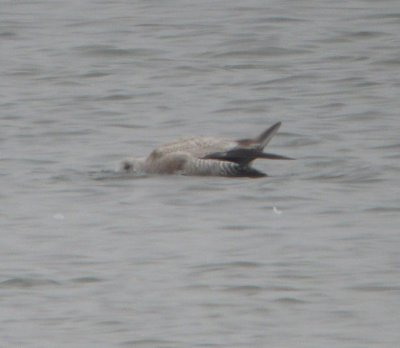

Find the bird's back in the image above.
[{"left": 148, "top": 136, "right": 237, "bottom": 160}]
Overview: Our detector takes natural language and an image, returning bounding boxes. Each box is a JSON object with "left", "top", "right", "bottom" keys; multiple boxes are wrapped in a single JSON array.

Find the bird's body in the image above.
[{"left": 121, "top": 122, "right": 291, "bottom": 178}]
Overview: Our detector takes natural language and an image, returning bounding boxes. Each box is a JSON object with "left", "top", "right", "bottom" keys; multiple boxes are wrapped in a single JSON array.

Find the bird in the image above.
[{"left": 120, "top": 122, "right": 292, "bottom": 178}]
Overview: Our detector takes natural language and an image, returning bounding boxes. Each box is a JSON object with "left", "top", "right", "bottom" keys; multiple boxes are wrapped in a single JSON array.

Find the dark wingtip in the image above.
[
  {"left": 254, "top": 122, "right": 283, "bottom": 149},
  {"left": 260, "top": 152, "right": 295, "bottom": 160}
]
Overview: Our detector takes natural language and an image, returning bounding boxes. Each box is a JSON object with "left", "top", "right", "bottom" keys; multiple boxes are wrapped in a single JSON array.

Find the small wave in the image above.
[
  {"left": 0, "top": 277, "right": 60, "bottom": 289},
  {"left": 70, "top": 277, "right": 103, "bottom": 284},
  {"left": 74, "top": 45, "right": 164, "bottom": 58}
]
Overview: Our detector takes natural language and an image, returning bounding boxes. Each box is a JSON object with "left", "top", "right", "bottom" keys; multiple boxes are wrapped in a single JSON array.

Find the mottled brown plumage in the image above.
[{"left": 121, "top": 122, "right": 292, "bottom": 177}]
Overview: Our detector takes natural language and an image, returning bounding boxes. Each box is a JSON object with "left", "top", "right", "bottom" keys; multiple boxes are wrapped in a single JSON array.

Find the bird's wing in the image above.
[{"left": 203, "top": 122, "right": 292, "bottom": 165}]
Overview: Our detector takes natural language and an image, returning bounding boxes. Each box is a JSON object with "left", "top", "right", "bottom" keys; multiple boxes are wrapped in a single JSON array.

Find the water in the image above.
[{"left": 1, "top": 0, "right": 400, "bottom": 347}]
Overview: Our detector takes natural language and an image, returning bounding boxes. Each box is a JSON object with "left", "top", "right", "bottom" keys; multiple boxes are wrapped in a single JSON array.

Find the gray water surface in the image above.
[{"left": 1, "top": 1, "right": 400, "bottom": 347}]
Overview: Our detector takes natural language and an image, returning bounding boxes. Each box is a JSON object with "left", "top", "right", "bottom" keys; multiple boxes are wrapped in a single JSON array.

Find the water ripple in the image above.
[{"left": 0, "top": 278, "right": 60, "bottom": 289}]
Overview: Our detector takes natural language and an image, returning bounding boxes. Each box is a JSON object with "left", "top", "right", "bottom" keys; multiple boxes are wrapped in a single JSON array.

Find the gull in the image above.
[{"left": 121, "top": 122, "right": 292, "bottom": 177}]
